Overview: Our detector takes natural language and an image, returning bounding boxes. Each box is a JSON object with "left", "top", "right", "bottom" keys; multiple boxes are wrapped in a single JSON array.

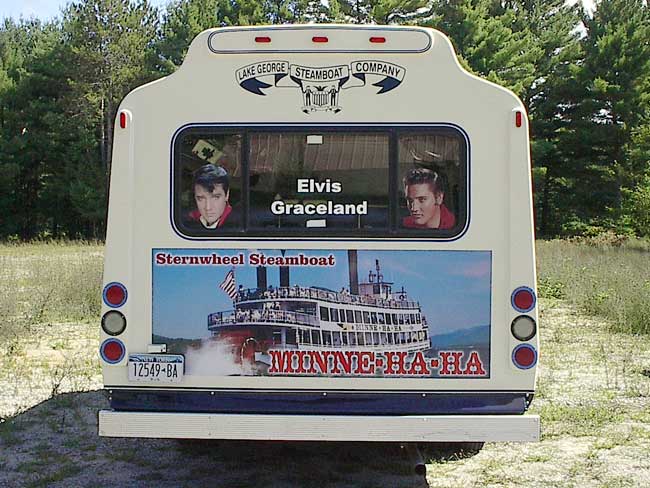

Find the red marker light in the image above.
[
  {"left": 312, "top": 36, "right": 328, "bottom": 43},
  {"left": 513, "top": 344, "right": 537, "bottom": 369},
  {"left": 100, "top": 339, "right": 126, "bottom": 363},
  {"left": 104, "top": 341, "right": 123, "bottom": 361},
  {"left": 106, "top": 286, "right": 125, "bottom": 306},
  {"left": 119, "top": 112, "right": 127, "bottom": 129},
  {"left": 103, "top": 282, "right": 128, "bottom": 307},
  {"left": 515, "top": 111, "right": 523, "bottom": 128},
  {"left": 512, "top": 287, "right": 535, "bottom": 312},
  {"left": 255, "top": 36, "right": 271, "bottom": 43},
  {"left": 370, "top": 37, "right": 386, "bottom": 43}
]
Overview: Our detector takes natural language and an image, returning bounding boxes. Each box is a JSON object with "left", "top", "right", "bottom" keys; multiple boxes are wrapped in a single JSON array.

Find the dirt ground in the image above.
[{"left": 1, "top": 300, "right": 650, "bottom": 487}]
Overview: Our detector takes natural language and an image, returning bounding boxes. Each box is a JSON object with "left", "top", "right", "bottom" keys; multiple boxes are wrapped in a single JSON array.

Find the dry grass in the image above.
[
  {"left": 537, "top": 237, "right": 650, "bottom": 335},
  {"left": 0, "top": 240, "right": 103, "bottom": 353},
  {"left": 0, "top": 323, "right": 101, "bottom": 418},
  {"left": 0, "top": 301, "right": 649, "bottom": 487},
  {"left": 1, "top": 241, "right": 650, "bottom": 486}
]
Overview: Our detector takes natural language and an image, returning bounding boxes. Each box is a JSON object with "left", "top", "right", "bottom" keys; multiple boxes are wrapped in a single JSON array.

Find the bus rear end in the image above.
[{"left": 99, "top": 25, "right": 539, "bottom": 444}]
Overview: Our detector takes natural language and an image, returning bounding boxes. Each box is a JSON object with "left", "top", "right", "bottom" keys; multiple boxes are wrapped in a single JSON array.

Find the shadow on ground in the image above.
[{"left": 0, "top": 390, "right": 479, "bottom": 488}]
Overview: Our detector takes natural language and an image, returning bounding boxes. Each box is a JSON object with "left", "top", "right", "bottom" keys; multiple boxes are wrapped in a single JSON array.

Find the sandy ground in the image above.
[{"left": 1, "top": 300, "right": 650, "bottom": 487}]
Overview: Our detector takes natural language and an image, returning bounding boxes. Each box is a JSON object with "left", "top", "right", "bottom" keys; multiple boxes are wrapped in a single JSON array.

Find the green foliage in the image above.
[
  {"left": 154, "top": 0, "right": 264, "bottom": 73},
  {"left": 425, "top": 0, "right": 542, "bottom": 97},
  {"left": 0, "top": 0, "right": 649, "bottom": 239},
  {"left": 337, "top": 0, "right": 429, "bottom": 24},
  {"left": 557, "top": 0, "right": 650, "bottom": 236},
  {"left": 623, "top": 176, "right": 650, "bottom": 237}
]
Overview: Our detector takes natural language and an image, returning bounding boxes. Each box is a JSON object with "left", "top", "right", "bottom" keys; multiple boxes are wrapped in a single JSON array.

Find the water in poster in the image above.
[{"left": 152, "top": 249, "right": 491, "bottom": 378}]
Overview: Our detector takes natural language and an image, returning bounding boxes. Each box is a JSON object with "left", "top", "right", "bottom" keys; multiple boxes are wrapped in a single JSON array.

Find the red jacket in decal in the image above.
[
  {"left": 188, "top": 203, "right": 233, "bottom": 228},
  {"left": 402, "top": 204, "right": 456, "bottom": 230}
]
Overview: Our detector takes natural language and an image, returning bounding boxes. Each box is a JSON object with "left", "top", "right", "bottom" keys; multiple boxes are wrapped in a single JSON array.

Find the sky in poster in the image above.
[
  {"left": 1, "top": 0, "right": 597, "bottom": 22},
  {"left": 152, "top": 249, "right": 492, "bottom": 340}
]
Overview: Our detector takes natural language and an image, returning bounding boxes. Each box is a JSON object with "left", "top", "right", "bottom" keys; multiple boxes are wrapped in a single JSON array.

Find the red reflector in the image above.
[
  {"left": 255, "top": 36, "right": 271, "bottom": 43},
  {"left": 370, "top": 37, "right": 386, "bottom": 43},
  {"left": 103, "top": 282, "right": 127, "bottom": 307},
  {"left": 312, "top": 36, "right": 328, "bottom": 43},
  {"left": 514, "top": 289, "right": 534, "bottom": 311},
  {"left": 119, "top": 112, "right": 127, "bottom": 129},
  {"left": 106, "top": 285, "right": 125, "bottom": 306},
  {"left": 515, "top": 111, "right": 523, "bottom": 128},
  {"left": 103, "top": 341, "right": 124, "bottom": 362},
  {"left": 514, "top": 346, "right": 536, "bottom": 368}
]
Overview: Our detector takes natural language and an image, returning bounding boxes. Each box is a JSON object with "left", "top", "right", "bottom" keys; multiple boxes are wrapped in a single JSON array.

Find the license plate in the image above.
[{"left": 128, "top": 354, "right": 184, "bottom": 383}]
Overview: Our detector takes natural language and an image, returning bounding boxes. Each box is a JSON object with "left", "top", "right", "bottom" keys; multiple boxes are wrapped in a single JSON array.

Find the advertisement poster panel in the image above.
[{"left": 152, "top": 249, "right": 491, "bottom": 378}]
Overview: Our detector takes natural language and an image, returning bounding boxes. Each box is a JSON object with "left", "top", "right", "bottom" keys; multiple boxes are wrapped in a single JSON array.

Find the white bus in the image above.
[{"left": 98, "top": 24, "right": 539, "bottom": 446}]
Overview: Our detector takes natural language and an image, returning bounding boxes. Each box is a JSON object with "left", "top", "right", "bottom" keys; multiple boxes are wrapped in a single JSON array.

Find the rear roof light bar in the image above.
[
  {"left": 208, "top": 27, "right": 431, "bottom": 54},
  {"left": 257, "top": 35, "right": 387, "bottom": 45}
]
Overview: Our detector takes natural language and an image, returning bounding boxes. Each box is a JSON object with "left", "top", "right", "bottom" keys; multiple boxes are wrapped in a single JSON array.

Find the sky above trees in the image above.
[
  {"left": 1, "top": 0, "right": 597, "bottom": 22},
  {"left": 0, "top": 0, "right": 170, "bottom": 21}
]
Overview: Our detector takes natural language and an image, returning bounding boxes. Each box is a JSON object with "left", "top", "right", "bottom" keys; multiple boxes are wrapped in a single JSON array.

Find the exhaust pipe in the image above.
[{"left": 401, "top": 443, "right": 426, "bottom": 476}]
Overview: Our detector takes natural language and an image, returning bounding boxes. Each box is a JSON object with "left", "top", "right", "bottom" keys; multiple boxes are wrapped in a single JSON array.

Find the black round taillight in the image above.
[{"left": 101, "top": 310, "right": 127, "bottom": 336}]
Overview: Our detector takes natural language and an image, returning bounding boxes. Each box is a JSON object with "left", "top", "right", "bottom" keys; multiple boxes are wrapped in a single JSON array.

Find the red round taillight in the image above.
[
  {"left": 103, "top": 282, "right": 127, "bottom": 308},
  {"left": 512, "top": 286, "right": 535, "bottom": 312},
  {"left": 512, "top": 344, "right": 537, "bottom": 369},
  {"left": 100, "top": 338, "right": 125, "bottom": 364}
]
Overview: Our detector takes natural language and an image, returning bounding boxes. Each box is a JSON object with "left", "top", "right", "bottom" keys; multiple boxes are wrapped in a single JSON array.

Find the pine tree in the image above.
[
  {"left": 63, "top": 0, "right": 160, "bottom": 171},
  {"left": 154, "top": 0, "right": 341, "bottom": 75},
  {"left": 425, "top": 0, "right": 541, "bottom": 97},
  {"left": 338, "top": 0, "right": 429, "bottom": 24},
  {"left": 0, "top": 20, "right": 58, "bottom": 238},
  {"left": 493, "top": 0, "right": 584, "bottom": 236},
  {"left": 566, "top": 0, "right": 650, "bottom": 232}
]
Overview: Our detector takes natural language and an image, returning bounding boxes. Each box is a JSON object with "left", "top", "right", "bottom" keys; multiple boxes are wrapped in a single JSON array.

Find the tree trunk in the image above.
[
  {"left": 106, "top": 98, "right": 114, "bottom": 172},
  {"left": 539, "top": 167, "right": 554, "bottom": 237},
  {"left": 100, "top": 97, "right": 107, "bottom": 169}
]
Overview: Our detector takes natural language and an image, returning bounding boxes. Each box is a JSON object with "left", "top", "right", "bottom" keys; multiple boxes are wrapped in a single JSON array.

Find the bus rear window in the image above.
[
  {"left": 172, "top": 126, "right": 467, "bottom": 238},
  {"left": 398, "top": 132, "right": 466, "bottom": 235},
  {"left": 249, "top": 132, "right": 389, "bottom": 231},
  {"left": 174, "top": 132, "right": 243, "bottom": 234}
]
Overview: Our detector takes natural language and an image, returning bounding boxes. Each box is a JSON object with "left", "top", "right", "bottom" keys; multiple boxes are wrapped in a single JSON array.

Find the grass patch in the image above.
[
  {"left": 0, "top": 240, "right": 103, "bottom": 348},
  {"left": 540, "top": 401, "right": 626, "bottom": 438},
  {"left": 135, "top": 471, "right": 165, "bottom": 481},
  {"left": 0, "top": 419, "right": 23, "bottom": 446},
  {"left": 0, "top": 242, "right": 103, "bottom": 417},
  {"left": 112, "top": 447, "right": 155, "bottom": 467},
  {"left": 24, "top": 463, "right": 83, "bottom": 488},
  {"left": 537, "top": 237, "right": 650, "bottom": 335}
]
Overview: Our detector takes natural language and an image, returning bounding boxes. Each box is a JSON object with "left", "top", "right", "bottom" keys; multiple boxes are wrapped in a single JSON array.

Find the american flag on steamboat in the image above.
[{"left": 219, "top": 269, "right": 237, "bottom": 300}]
